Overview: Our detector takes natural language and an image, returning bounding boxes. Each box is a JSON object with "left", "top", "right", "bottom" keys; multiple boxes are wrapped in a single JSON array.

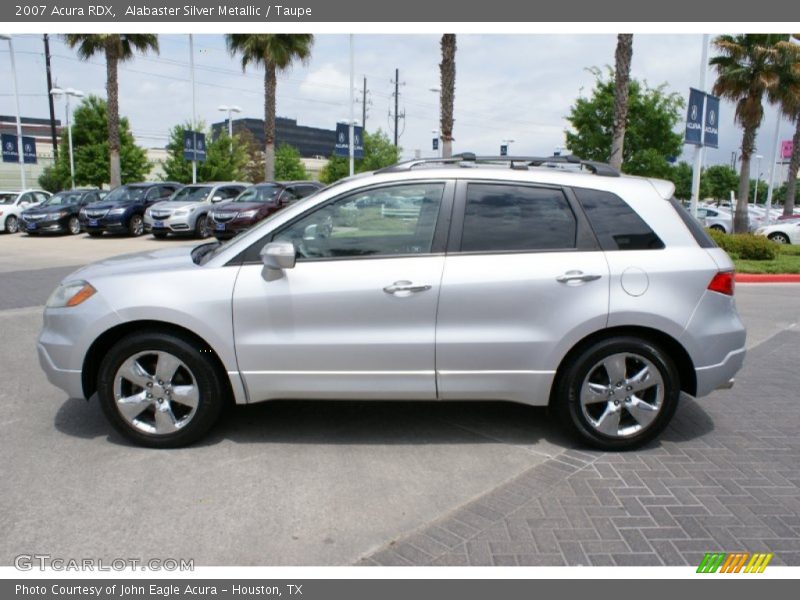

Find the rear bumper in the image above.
[{"left": 694, "top": 346, "right": 746, "bottom": 397}]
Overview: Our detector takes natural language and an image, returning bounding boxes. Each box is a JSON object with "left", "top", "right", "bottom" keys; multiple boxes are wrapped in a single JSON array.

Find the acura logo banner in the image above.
[{"left": 685, "top": 88, "right": 720, "bottom": 148}]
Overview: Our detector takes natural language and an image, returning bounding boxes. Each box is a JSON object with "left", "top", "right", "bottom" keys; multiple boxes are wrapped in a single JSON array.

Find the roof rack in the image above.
[{"left": 376, "top": 153, "right": 620, "bottom": 177}]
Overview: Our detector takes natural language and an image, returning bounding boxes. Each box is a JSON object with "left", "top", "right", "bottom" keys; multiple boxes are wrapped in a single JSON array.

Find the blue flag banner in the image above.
[
  {"left": 22, "top": 136, "right": 36, "bottom": 164},
  {"left": 183, "top": 130, "right": 207, "bottom": 162},
  {"left": 432, "top": 138, "right": 439, "bottom": 151},
  {"left": 1, "top": 133, "right": 18, "bottom": 163},
  {"left": 685, "top": 88, "right": 705, "bottom": 146},
  {"left": 500, "top": 144, "right": 508, "bottom": 156},
  {"left": 703, "top": 94, "right": 720, "bottom": 149},
  {"left": 334, "top": 123, "right": 365, "bottom": 159}
]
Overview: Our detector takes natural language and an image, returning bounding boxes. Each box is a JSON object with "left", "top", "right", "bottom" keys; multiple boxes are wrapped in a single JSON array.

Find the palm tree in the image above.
[
  {"left": 609, "top": 34, "right": 633, "bottom": 171},
  {"left": 439, "top": 34, "right": 456, "bottom": 159},
  {"left": 63, "top": 34, "right": 159, "bottom": 188},
  {"left": 226, "top": 34, "right": 313, "bottom": 181},
  {"left": 710, "top": 34, "right": 790, "bottom": 232},
  {"left": 772, "top": 36, "right": 800, "bottom": 217}
]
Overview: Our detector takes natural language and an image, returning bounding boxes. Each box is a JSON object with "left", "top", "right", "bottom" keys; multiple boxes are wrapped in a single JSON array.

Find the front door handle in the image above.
[
  {"left": 383, "top": 280, "right": 432, "bottom": 296},
  {"left": 556, "top": 271, "right": 602, "bottom": 284}
]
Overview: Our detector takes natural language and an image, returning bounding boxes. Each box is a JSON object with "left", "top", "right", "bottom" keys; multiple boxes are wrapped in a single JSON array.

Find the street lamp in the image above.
[
  {"left": 0, "top": 35, "right": 26, "bottom": 189},
  {"left": 752, "top": 154, "right": 763, "bottom": 208},
  {"left": 430, "top": 87, "right": 441, "bottom": 156},
  {"left": 217, "top": 105, "right": 242, "bottom": 139},
  {"left": 50, "top": 87, "right": 84, "bottom": 189}
]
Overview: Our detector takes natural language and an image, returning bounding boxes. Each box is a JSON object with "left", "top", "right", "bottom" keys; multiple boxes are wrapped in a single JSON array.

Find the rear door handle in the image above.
[
  {"left": 383, "top": 280, "right": 432, "bottom": 295},
  {"left": 556, "top": 271, "right": 602, "bottom": 284}
]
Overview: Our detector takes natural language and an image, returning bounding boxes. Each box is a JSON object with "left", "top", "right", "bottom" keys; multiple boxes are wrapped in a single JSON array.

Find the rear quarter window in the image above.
[
  {"left": 667, "top": 198, "right": 716, "bottom": 248},
  {"left": 572, "top": 187, "right": 664, "bottom": 251}
]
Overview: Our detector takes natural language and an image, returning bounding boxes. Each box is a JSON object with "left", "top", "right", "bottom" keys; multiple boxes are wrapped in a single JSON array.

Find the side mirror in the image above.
[
  {"left": 211, "top": 195, "right": 224, "bottom": 203},
  {"left": 260, "top": 241, "right": 296, "bottom": 270}
]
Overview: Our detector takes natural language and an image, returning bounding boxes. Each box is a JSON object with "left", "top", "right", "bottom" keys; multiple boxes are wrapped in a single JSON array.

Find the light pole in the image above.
[
  {"left": 752, "top": 154, "right": 763, "bottom": 208},
  {"left": 0, "top": 35, "right": 26, "bottom": 189},
  {"left": 430, "top": 87, "right": 441, "bottom": 156},
  {"left": 189, "top": 34, "right": 197, "bottom": 184},
  {"left": 217, "top": 105, "right": 241, "bottom": 154},
  {"left": 50, "top": 87, "right": 84, "bottom": 189}
]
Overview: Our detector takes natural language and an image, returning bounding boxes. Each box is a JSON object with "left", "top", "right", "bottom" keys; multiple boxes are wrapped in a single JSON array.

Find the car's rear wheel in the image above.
[
  {"left": 554, "top": 336, "right": 680, "bottom": 451},
  {"left": 768, "top": 232, "right": 790, "bottom": 244},
  {"left": 67, "top": 216, "right": 81, "bottom": 235},
  {"left": 4, "top": 215, "right": 18, "bottom": 234},
  {"left": 96, "top": 332, "right": 226, "bottom": 448},
  {"left": 128, "top": 214, "right": 144, "bottom": 237},
  {"left": 195, "top": 215, "right": 210, "bottom": 239}
]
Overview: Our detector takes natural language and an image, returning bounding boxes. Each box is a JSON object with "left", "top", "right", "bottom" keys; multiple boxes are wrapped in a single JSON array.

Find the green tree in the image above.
[
  {"left": 710, "top": 34, "right": 794, "bottom": 231},
  {"left": 703, "top": 165, "right": 740, "bottom": 201},
  {"left": 565, "top": 68, "right": 684, "bottom": 176},
  {"left": 235, "top": 128, "right": 265, "bottom": 183},
  {"left": 44, "top": 95, "right": 149, "bottom": 189},
  {"left": 667, "top": 161, "right": 697, "bottom": 200},
  {"left": 226, "top": 34, "right": 314, "bottom": 180},
  {"left": 162, "top": 122, "right": 248, "bottom": 183},
  {"left": 748, "top": 178, "right": 769, "bottom": 204},
  {"left": 63, "top": 34, "right": 159, "bottom": 187},
  {"left": 274, "top": 144, "right": 308, "bottom": 180},
  {"left": 319, "top": 129, "right": 401, "bottom": 184}
]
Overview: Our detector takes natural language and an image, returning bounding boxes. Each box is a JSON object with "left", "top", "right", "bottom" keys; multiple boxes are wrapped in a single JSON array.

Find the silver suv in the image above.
[
  {"left": 144, "top": 182, "right": 247, "bottom": 238},
  {"left": 38, "top": 155, "right": 746, "bottom": 450}
]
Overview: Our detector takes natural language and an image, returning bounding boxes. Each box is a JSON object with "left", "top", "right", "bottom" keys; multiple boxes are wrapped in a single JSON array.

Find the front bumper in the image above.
[
  {"left": 80, "top": 214, "right": 128, "bottom": 232},
  {"left": 37, "top": 342, "right": 84, "bottom": 399},
  {"left": 145, "top": 213, "right": 196, "bottom": 234},
  {"left": 22, "top": 216, "right": 69, "bottom": 233},
  {"left": 211, "top": 216, "right": 255, "bottom": 238}
]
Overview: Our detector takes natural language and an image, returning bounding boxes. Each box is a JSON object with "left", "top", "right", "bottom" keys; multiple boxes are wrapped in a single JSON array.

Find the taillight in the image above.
[{"left": 708, "top": 271, "right": 735, "bottom": 296}]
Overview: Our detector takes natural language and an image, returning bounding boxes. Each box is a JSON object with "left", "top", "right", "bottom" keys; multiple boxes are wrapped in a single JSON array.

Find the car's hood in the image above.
[
  {"left": 150, "top": 201, "right": 206, "bottom": 212},
  {"left": 212, "top": 202, "right": 262, "bottom": 213},
  {"left": 23, "top": 204, "right": 74, "bottom": 215},
  {"left": 85, "top": 201, "right": 134, "bottom": 211},
  {"left": 65, "top": 245, "right": 198, "bottom": 282}
]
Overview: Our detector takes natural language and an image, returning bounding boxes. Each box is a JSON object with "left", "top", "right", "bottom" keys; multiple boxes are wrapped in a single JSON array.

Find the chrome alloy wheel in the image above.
[
  {"left": 579, "top": 352, "right": 664, "bottom": 438},
  {"left": 113, "top": 350, "right": 199, "bottom": 435}
]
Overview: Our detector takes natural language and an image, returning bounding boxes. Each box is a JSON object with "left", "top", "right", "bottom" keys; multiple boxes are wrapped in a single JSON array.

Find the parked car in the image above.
[
  {"left": 20, "top": 189, "right": 103, "bottom": 235},
  {"left": 144, "top": 182, "right": 248, "bottom": 239},
  {"left": 209, "top": 181, "right": 324, "bottom": 239},
  {"left": 37, "top": 154, "right": 745, "bottom": 450},
  {"left": 755, "top": 220, "right": 800, "bottom": 244},
  {"left": 79, "top": 182, "right": 182, "bottom": 237},
  {"left": 0, "top": 189, "right": 51, "bottom": 233}
]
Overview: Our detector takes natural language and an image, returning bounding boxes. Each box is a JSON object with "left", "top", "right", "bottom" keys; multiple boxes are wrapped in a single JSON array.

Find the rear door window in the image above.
[{"left": 572, "top": 187, "right": 664, "bottom": 251}]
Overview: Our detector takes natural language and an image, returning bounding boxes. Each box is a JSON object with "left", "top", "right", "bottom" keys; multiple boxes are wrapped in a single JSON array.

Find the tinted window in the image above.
[
  {"left": 273, "top": 182, "right": 446, "bottom": 259},
  {"left": 460, "top": 184, "right": 576, "bottom": 252},
  {"left": 573, "top": 187, "right": 664, "bottom": 251},
  {"left": 105, "top": 186, "right": 147, "bottom": 204},
  {"left": 236, "top": 185, "right": 280, "bottom": 203},
  {"left": 169, "top": 186, "right": 211, "bottom": 202}
]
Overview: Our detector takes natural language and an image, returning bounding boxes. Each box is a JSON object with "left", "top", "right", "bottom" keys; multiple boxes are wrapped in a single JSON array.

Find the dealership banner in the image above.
[
  {"left": 334, "top": 123, "right": 364, "bottom": 159},
  {"left": 684, "top": 88, "right": 705, "bottom": 146},
  {"left": 182, "top": 130, "right": 206, "bottom": 162},
  {"left": 0, "top": 0, "right": 791, "bottom": 22},
  {"left": 703, "top": 94, "right": 719, "bottom": 149},
  {"left": 782, "top": 140, "right": 794, "bottom": 159}
]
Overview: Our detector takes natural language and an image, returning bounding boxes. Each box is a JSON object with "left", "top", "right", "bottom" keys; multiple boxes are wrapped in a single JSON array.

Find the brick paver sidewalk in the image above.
[{"left": 364, "top": 330, "right": 800, "bottom": 566}]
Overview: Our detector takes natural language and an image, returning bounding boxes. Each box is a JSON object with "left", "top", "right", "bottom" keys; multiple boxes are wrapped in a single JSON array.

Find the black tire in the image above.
[
  {"left": 768, "top": 232, "right": 790, "bottom": 244},
  {"left": 195, "top": 215, "right": 210, "bottom": 239},
  {"left": 709, "top": 224, "right": 726, "bottom": 233},
  {"left": 96, "top": 331, "right": 227, "bottom": 448},
  {"left": 67, "top": 216, "right": 81, "bottom": 235},
  {"left": 554, "top": 336, "right": 680, "bottom": 451},
  {"left": 88, "top": 231, "right": 104, "bottom": 237},
  {"left": 152, "top": 231, "right": 169, "bottom": 239},
  {"left": 4, "top": 215, "right": 18, "bottom": 234},
  {"left": 128, "top": 214, "right": 144, "bottom": 237}
]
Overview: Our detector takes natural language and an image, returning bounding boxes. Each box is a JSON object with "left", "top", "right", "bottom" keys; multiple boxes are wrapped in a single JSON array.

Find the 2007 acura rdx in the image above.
[{"left": 38, "top": 155, "right": 746, "bottom": 449}]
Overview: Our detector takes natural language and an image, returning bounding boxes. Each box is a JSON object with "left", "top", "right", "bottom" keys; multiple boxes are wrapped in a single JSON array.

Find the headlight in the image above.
[
  {"left": 46, "top": 281, "right": 97, "bottom": 308},
  {"left": 144, "top": 208, "right": 152, "bottom": 217},
  {"left": 108, "top": 208, "right": 126, "bottom": 215},
  {"left": 173, "top": 208, "right": 191, "bottom": 216},
  {"left": 238, "top": 210, "right": 258, "bottom": 218}
]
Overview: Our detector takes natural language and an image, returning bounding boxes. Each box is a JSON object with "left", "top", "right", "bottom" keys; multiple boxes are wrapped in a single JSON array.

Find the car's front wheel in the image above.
[
  {"left": 4, "top": 215, "right": 18, "bottom": 234},
  {"left": 67, "top": 216, "right": 81, "bottom": 235},
  {"left": 96, "top": 332, "right": 226, "bottom": 448},
  {"left": 128, "top": 214, "right": 144, "bottom": 236},
  {"left": 195, "top": 215, "right": 211, "bottom": 239},
  {"left": 554, "top": 336, "right": 680, "bottom": 451},
  {"left": 768, "top": 232, "right": 790, "bottom": 244}
]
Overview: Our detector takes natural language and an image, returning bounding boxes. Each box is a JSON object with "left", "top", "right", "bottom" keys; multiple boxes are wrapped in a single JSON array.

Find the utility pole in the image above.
[
  {"left": 189, "top": 34, "right": 197, "bottom": 184},
  {"left": 43, "top": 34, "right": 58, "bottom": 161},
  {"left": 394, "top": 68, "right": 399, "bottom": 146},
  {"left": 362, "top": 77, "right": 367, "bottom": 130},
  {"left": 348, "top": 34, "right": 355, "bottom": 177}
]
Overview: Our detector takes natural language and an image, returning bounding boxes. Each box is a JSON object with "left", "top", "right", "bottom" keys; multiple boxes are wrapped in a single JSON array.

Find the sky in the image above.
[{"left": 0, "top": 33, "right": 795, "bottom": 179}]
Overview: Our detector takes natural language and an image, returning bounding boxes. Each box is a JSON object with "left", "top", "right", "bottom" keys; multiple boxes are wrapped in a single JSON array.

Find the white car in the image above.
[
  {"left": 755, "top": 220, "right": 800, "bottom": 244},
  {"left": 0, "top": 189, "right": 51, "bottom": 233}
]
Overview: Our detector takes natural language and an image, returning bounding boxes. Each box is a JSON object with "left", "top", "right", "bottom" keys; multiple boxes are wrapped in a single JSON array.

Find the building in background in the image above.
[{"left": 0, "top": 115, "right": 61, "bottom": 190}]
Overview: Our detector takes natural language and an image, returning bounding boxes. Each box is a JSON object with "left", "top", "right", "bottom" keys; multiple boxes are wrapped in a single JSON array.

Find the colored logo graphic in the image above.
[{"left": 696, "top": 552, "right": 773, "bottom": 573}]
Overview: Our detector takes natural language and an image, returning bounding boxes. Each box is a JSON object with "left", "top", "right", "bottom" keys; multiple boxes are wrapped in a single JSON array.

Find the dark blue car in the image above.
[{"left": 79, "top": 182, "right": 182, "bottom": 237}]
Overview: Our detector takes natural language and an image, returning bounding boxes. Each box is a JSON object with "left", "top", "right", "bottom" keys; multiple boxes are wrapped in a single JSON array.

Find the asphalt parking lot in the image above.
[{"left": 0, "top": 231, "right": 798, "bottom": 567}]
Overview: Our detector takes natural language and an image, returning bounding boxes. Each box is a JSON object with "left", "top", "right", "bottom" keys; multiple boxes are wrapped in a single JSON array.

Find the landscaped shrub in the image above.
[{"left": 705, "top": 229, "right": 778, "bottom": 260}]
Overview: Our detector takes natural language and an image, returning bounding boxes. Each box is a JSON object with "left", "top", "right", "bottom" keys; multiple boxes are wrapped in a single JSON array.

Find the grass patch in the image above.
[
  {"left": 706, "top": 227, "right": 800, "bottom": 273},
  {"left": 734, "top": 251, "right": 800, "bottom": 274}
]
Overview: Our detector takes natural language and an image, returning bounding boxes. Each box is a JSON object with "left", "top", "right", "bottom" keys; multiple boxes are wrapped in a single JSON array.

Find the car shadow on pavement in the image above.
[{"left": 53, "top": 394, "right": 715, "bottom": 450}]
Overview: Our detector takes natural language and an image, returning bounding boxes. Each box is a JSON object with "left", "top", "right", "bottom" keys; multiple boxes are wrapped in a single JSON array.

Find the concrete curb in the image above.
[{"left": 736, "top": 273, "right": 800, "bottom": 283}]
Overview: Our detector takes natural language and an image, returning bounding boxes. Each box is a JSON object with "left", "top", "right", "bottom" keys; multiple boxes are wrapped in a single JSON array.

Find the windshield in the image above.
[
  {"left": 0, "top": 193, "right": 17, "bottom": 204},
  {"left": 103, "top": 186, "right": 148, "bottom": 204},
  {"left": 43, "top": 192, "right": 84, "bottom": 206},
  {"left": 168, "top": 186, "right": 211, "bottom": 202},
  {"left": 234, "top": 185, "right": 280, "bottom": 203}
]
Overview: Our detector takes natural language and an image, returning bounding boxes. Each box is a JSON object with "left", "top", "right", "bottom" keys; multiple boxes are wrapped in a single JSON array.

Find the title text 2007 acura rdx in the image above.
[{"left": 38, "top": 155, "right": 746, "bottom": 449}]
